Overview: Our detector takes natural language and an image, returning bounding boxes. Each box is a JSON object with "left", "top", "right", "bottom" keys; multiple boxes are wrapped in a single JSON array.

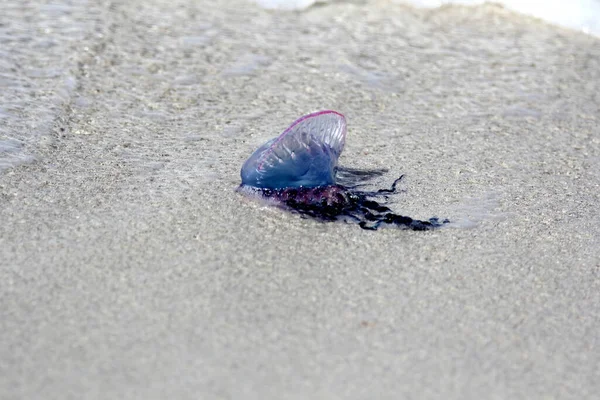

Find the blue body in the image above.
[
  {"left": 240, "top": 111, "right": 346, "bottom": 190},
  {"left": 241, "top": 138, "right": 338, "bottom": 189}
]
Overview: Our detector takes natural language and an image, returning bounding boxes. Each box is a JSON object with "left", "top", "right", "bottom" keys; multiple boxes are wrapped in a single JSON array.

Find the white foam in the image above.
[
  {"left": 395, "top": 0, "right": 600, "bottom": 36},
  {"left": 252, "top": 0, "right": 600, "bottom": 37}
]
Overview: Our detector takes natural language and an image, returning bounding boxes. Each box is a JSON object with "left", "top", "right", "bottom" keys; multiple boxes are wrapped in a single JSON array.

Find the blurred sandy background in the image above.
[{"left": 1, "top": 0, "right": 599, "bottom": 399}]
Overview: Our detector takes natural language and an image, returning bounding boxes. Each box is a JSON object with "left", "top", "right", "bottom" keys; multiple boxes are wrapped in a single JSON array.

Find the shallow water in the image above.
[
  {"left": 0, "top": 1, "right": 102, "bottom": 171},
  {"left": 2, "top": 0, "right": 598, "bottom": 175}
]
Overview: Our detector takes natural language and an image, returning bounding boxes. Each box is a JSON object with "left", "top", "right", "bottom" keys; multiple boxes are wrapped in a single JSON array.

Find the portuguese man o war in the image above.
[{"left": 238, "top": 110, "right": 449, "bottom": 231}]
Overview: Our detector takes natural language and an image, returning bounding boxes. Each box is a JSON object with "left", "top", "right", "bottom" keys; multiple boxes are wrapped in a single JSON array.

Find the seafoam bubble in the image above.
[
  {"left": 0, "top": 139, "right": 23, "bottom": 153},
  {"left": 252, "top": 0, "right": 325, "bottom": 10},
  {"left": 222, "top": 54, "right": 272, "bottom": 77},
  {"left": 0, "top": 139, "right": 35, "bottom": 171},
  {"left": 238, "top": 110, "right": 449, "bottom": 231},
  {"left": 445, "top": 192, "right": 510, "bottom": 229}
]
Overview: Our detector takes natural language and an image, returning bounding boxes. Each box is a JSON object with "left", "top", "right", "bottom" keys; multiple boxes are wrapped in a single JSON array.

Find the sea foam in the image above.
[{"left": 253, "top": 0, "right": 600, "bottom": 37}]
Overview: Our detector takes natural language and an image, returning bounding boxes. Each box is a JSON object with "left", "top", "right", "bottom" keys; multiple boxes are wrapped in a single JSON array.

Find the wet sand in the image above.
[{"left": 1, "top": 0, "right": 599, "bottom": 399}]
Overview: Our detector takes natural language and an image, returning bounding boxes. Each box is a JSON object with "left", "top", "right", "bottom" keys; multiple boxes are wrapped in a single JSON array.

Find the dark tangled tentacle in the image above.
[
  {"left": 239, "top": 172, "right": 449, "bottom": 231},
  {"left": 271, "top": 178, "right": 449, "bottom": 231}
]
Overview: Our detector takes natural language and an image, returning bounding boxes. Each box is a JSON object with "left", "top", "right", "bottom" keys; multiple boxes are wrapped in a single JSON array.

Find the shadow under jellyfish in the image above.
[{"left": 238, "top": 110, "right": 448, "bottom": 231}]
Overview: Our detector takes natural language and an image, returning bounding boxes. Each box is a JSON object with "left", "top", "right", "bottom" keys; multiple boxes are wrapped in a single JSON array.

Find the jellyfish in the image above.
[{"left": 238, "top": 110, "right": 448, "bottom": 230}]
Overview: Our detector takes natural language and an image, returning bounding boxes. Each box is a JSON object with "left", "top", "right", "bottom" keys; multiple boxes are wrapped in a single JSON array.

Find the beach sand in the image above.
[{"left": 1, "top": 0, "right": 599, "bottom": 399}]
